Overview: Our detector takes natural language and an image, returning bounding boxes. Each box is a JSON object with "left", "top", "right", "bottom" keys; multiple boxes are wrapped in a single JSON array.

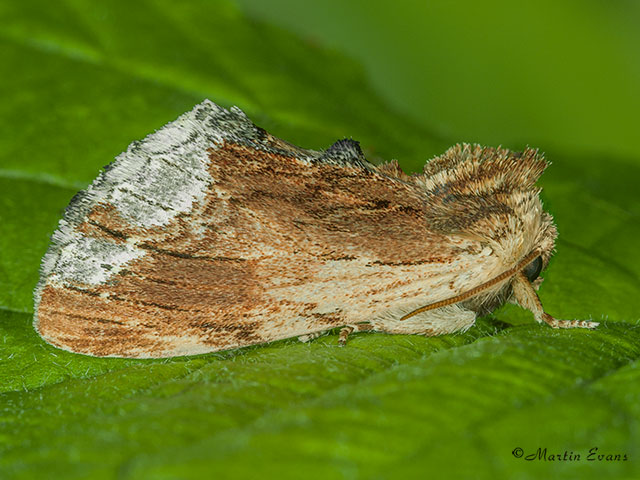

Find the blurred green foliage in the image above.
[
  {"left": 239, "top": 0, "right": 640, "bottom": 161},
  {"left": 0, "top": 1, "right": 639, "bottom": 479}
]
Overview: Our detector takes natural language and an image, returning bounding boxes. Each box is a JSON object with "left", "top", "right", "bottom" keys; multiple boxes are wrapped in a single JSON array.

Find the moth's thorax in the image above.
[{"left": 409, "top": 144, "right": 557, "bottom": 271}]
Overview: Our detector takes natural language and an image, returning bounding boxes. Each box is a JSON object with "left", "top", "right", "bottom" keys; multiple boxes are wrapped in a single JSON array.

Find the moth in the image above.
[{"left": 33, "top": 100, "right": 598, "bottom": 358}]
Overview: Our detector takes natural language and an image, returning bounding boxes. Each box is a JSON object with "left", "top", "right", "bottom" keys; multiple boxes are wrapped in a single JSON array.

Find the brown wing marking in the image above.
[{"left": 36, "top": 141, "right": 482, "bottom": 358}]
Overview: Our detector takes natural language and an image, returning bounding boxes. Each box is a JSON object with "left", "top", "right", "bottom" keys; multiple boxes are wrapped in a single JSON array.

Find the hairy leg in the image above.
[
  {"left": 511, "top": 272, "right": 598, "bottom": 329},
  {"left": 338, "top": 323, "right": 374, "bottom": 346},
  {"left": 298, "top": 331, "right": 328, "bottom": 343},
  {"left": 369, "top": 303, "right": 477, "bottom": 336}
]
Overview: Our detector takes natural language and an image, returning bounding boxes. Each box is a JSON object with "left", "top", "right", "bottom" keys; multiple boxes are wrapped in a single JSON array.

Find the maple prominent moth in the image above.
[{"left": 33, "top": 100, "right": 597, "bottom": 358}]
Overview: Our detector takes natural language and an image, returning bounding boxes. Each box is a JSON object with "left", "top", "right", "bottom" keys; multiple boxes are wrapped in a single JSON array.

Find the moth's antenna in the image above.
[{"left": 400, "top": 249, "right": 540, "bottom": 321}]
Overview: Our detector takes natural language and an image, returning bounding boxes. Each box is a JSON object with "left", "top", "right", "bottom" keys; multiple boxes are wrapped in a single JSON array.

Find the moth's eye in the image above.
[{"left": 523, "top": 255, "right": 543, "bottom": 282}]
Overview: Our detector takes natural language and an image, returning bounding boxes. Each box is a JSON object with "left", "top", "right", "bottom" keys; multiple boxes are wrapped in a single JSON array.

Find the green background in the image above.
[{"left": 1, "top": 1, "right": 639, "bottom": 478}]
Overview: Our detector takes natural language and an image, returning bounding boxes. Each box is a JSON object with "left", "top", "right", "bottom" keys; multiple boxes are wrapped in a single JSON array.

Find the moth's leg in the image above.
[
  {"left": 508, "top": 277, "right": 544, "bottom": 305},
  {"left": 511, "top": 272, "right": 599, "bottom": 329},
  {"left": 339, "top": 323, "right": 374, "bottom": 346},
  {"left": 298, "top": 331, "right": 328, "bottom": 343},
  {"left": 370, "top": 304, "right": 477, "bottom": 336}
]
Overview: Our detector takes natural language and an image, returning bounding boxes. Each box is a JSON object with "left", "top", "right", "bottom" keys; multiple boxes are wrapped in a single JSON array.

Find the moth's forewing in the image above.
[{"left": 35, "top": 102, "right": 555, "bottom": 358}]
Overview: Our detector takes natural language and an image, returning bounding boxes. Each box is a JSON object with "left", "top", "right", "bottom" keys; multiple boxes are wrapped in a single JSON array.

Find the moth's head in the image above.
[
  {"left": 510, "top": 190, "right": 557, "bottom": 284},
  {"left": 400, "top": 145, "right": 559, "bottom": 321}
]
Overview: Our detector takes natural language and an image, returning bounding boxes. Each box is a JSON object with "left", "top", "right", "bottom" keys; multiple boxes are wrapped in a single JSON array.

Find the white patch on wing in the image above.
[
  {"left": 90, "top": 102, "right": 220, "bottom": 228},
  {"left": 34, "top": 100, "right": 259, "bottom": 313},
  {"left": 48, "top": 233, "right": 145, "bottom": 286}
]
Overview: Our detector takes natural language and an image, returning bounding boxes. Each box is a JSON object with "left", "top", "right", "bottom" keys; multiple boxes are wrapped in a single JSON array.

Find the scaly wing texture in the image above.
[{"left": 35, "top": 101, "right": 525, "bottom": 358}]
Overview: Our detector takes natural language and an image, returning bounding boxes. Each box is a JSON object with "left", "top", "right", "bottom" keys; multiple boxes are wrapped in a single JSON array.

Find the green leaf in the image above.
[{"left": 1, "top": 1, "right": 638, "bottom": 479}]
